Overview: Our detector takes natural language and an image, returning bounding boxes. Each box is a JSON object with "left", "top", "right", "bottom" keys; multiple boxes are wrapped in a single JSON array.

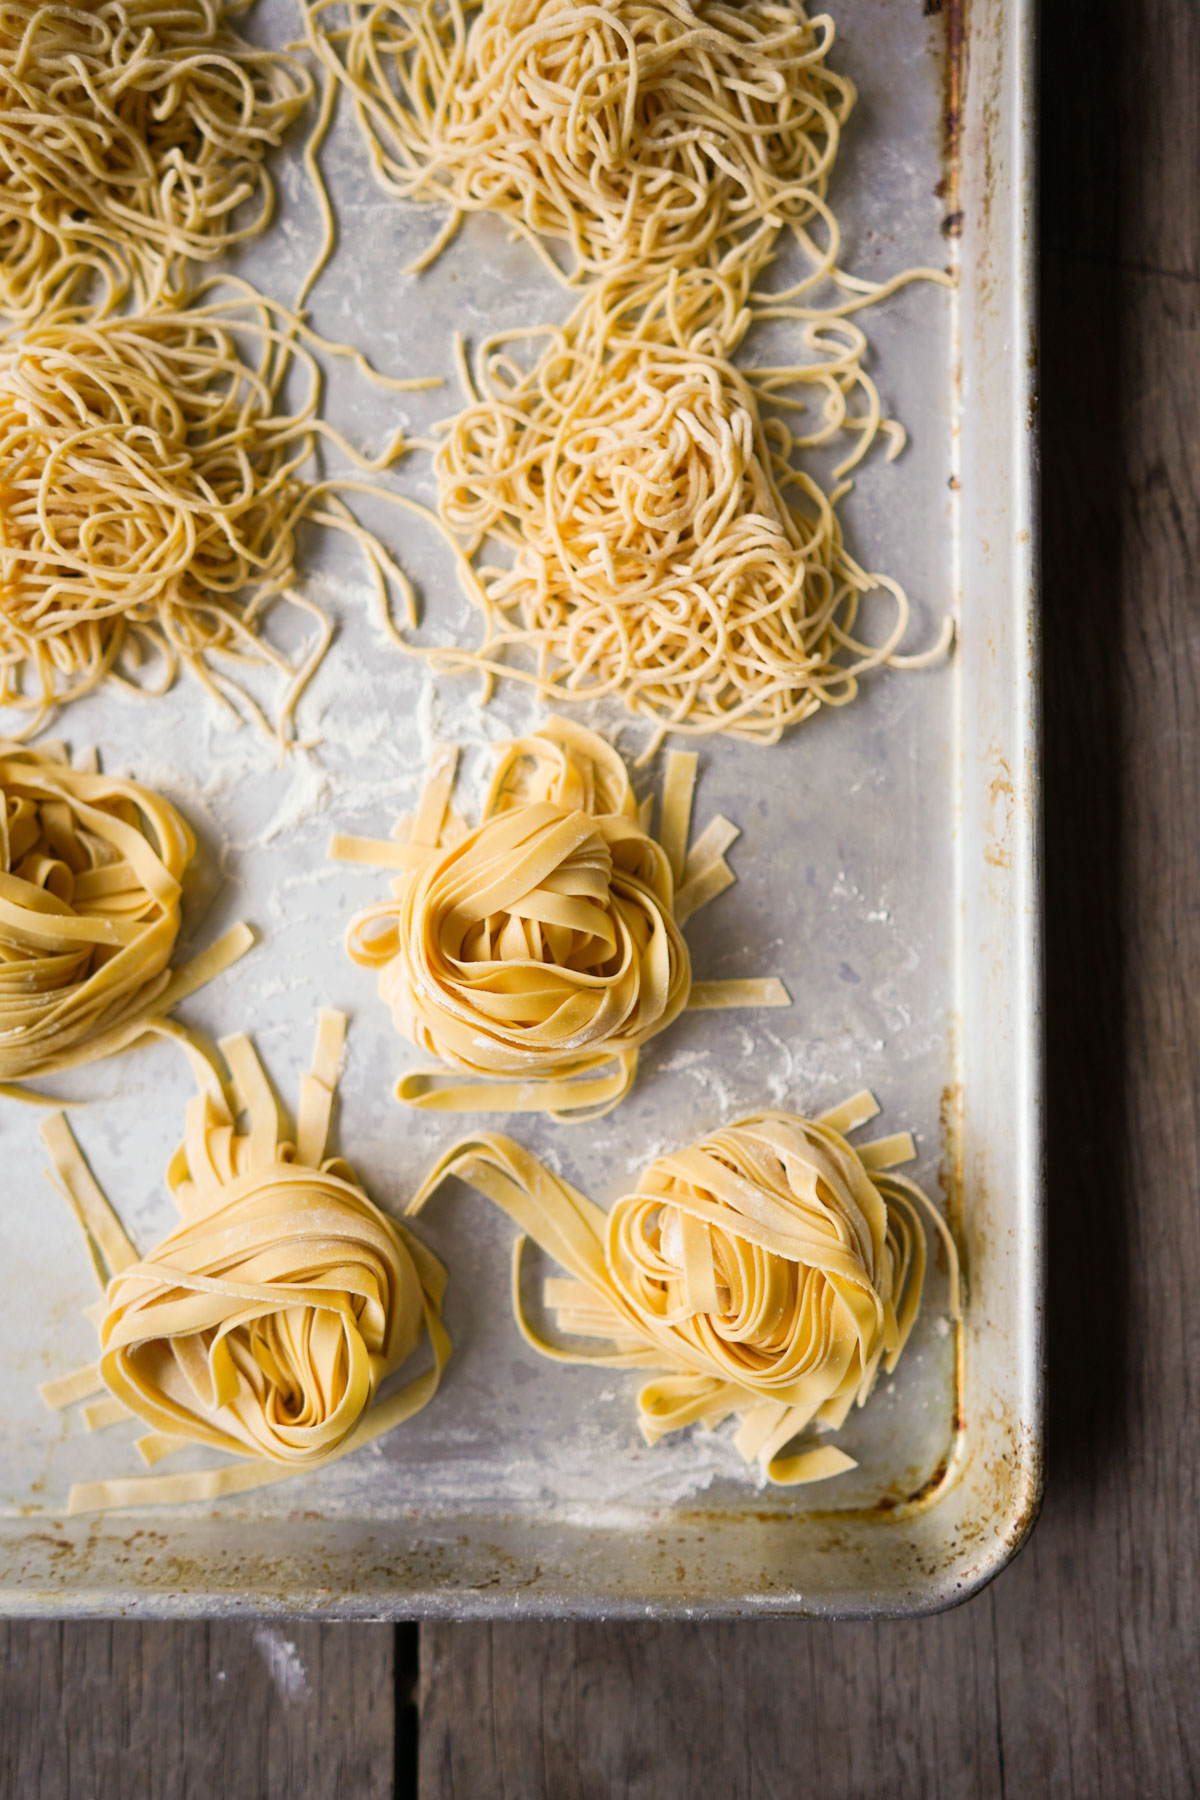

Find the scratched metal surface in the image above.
[{"left": 0, "top": 0, "right": 1040, "bottom": 1615}]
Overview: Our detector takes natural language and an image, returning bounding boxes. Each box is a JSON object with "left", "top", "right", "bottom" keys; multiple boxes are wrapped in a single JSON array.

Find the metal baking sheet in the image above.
[{"left": 0, "top": 0, "right": 1040, "bottom": 1616}]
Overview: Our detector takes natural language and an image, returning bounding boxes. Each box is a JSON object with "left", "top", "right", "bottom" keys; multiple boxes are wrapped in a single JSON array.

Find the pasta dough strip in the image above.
[
  {"left": 38, "top": 1111, "right": 137, "bottom": 1279},
  {"left": 39, "top": 1364, "right": 104, "bottom": 1411},
  {"left": 409, "top": 1097, "right": 959, "bottom": 1486},
  {"left": 688, "top": 980, "right": 791, "bottom": 1011},
  {"left": 40, "top": 1012, "right": 450, "bottom": 1513},
  {"left": 334, "top": 717, "right": 789, "bottom": 1118},
  {"left": 296, "top": 1007, "right": 346, "bottom": 1169}
]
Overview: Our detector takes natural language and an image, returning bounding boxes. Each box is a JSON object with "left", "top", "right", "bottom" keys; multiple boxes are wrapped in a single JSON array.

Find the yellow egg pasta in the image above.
[
  {"left": 0, "top": 286, "right": 430, "bottom": 740},
  {"left": 410, "top": 1091, "right": 959, "bottom": 1486},
  {"left": 331, "top": 716, "right": 789, "bottom": 1118},
  {"left": 420, "top": 267, "right": 950, "bottom": 747},
  {"left": 298, "top": 0, "right": 950, "bottom": 749},
  {"left": 0, "top": 739, "right": 250, "bottom": 1094},
  {"left": 40, "top": 1010, "right": 450, "bottom": 1512},
  {"left": 0, "top": 0, "right": 312, "bottom": 322},
  {"left": 300, "top": 0, "right": 854, "bottom": 293}
]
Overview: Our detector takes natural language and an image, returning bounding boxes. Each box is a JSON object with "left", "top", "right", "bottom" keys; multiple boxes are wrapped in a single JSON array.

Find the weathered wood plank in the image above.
[
  {"left": 0, "top": 1621, "right": 396, "bottom": 1800},
  {"left": 986, "top": 0, "right": 1200, "bottom": 1785},
  {"left": 419, "top": 1609, "right": 1006, "bottom": 1800}
]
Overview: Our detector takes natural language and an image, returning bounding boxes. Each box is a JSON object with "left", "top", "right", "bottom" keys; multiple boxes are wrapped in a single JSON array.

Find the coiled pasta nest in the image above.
[
  {"left": 0, "top": 291, "right": 410, "bottom": 737},
  {"left": 336, "top": 715, "right": 787, "bottom": 1116},
  {"left": 303, "top": 0, "right": 853, "bottom": 287},
  {"left": 40, "top": 1013, "right": 450, "bottom": 1512},
  {"left": 430, "top": 270, "right": 942, "bottom": 746},
  {"left": 412, "top": 1091, "right": 958, "bottom": 1485},
  {"left": 0, "top": 740, "right": 248, "bottom": 1087}
]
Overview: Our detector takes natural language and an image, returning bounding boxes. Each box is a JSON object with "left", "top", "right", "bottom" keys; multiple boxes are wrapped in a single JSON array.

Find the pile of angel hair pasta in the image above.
[
  {"left": 41, "top": 1012, "right": 451, "bottom": 1513},
  {"left": 301, "top": 0, "right": 949, "bottom": 743},
  {"left": 0, "top": 288, "right": 420, "bottom": 739},
  {"left": 0, "top": 740, "right": 250, "bottom": 1089},
  {"left": 430, "top": 267, "right": 946, "bottom": 746},
  {"left": 411, "top": 1091, "right": 959, "bottom": 1486},
  {"left": 0, "top": 0, "right": 312, "bottom": 321},
  {"left": 302, "top": 0, "right": 853, "bottom": 285}
]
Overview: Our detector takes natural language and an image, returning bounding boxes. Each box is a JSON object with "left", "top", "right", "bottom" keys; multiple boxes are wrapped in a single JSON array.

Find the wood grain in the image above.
[
  {"left": 419, "top": 1614, "right": 1008, "bottom": 1800},
  {"left": 0, "top": 1622, "right": 396, "bottom": 1800}
]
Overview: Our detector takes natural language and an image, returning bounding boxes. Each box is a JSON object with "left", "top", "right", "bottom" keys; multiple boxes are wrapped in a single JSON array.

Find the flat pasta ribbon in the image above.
[
  {"left": 332, "top": 716, "right": 789, "bottom": 1118},
  {"left": 409, "top": 1091, "right": 959, "bottom": 1485},
  {"left": 0, "top": 740, "right": 251, "bottom": 1094},
  {"left": 39, "top": 1010, "right": 450, "bottom": 1512}
]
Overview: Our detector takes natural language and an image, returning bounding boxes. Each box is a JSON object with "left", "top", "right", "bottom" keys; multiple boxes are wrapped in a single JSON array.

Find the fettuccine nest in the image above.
[
  {"left": 0, "top": 740, "right": 248, "bottom": 1088},
  {"left": 413, "top": 1092, "right": 959, "bottom": 1486},
  {"left": 336, "top": 716, "right": 787, "bottom": 1117},
  {"left": 41, "top": 1013, "right": 450, "bottom": 1512},
  {"left": 345, "top": 719, "right": 691, "bottom": 1116}
]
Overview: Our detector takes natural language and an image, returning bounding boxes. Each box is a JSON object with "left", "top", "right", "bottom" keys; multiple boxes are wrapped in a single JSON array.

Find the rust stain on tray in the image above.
[{"left": 930, "top": 0, "right": 967, "bottom": 235}]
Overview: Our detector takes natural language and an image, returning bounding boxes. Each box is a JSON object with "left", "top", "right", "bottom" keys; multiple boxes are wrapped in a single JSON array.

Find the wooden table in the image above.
[{"left": 4, "top": 1, "right": 1198, "bottom": 1793}]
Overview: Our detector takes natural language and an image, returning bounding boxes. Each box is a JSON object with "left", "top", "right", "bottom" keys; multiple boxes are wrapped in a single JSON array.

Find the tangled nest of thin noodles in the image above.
[
  {"left": 0, "top": 0, "right": 312, "bottom": 321},
  {"left": 0, "top": 286, "right": 415, "bottom": 739},
  {"left": 428, "top": 268, "right": 947, "bottom": 747},
  {"left": 302, "top": 0, "right": 853, "bottom": 289}
]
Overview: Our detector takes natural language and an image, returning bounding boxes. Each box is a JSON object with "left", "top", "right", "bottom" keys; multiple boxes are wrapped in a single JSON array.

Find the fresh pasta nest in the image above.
[
  {"left": 411, "top": 1091, "right": 959, "bottom": 1485},
  {"left": 0, "top": 740, "right": 249, "bottom": 1088},
  {"left": 0, "top": 292, "right": 412, "bottom": 735},
  {"left": 41, "top": 1012, "right": 450, "bottom": 1512},
  {"left": 334, "top": 716, "right": 788, "bottom": 1117},
  {"left": 430, "top": 269, "right": 950, "bottom": 745},
  {"left": 303, "top": 0, "right": 853, "bottom": 286},
  {"left": 0, "top": 0, "right": 312, "bottom": 320}
]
